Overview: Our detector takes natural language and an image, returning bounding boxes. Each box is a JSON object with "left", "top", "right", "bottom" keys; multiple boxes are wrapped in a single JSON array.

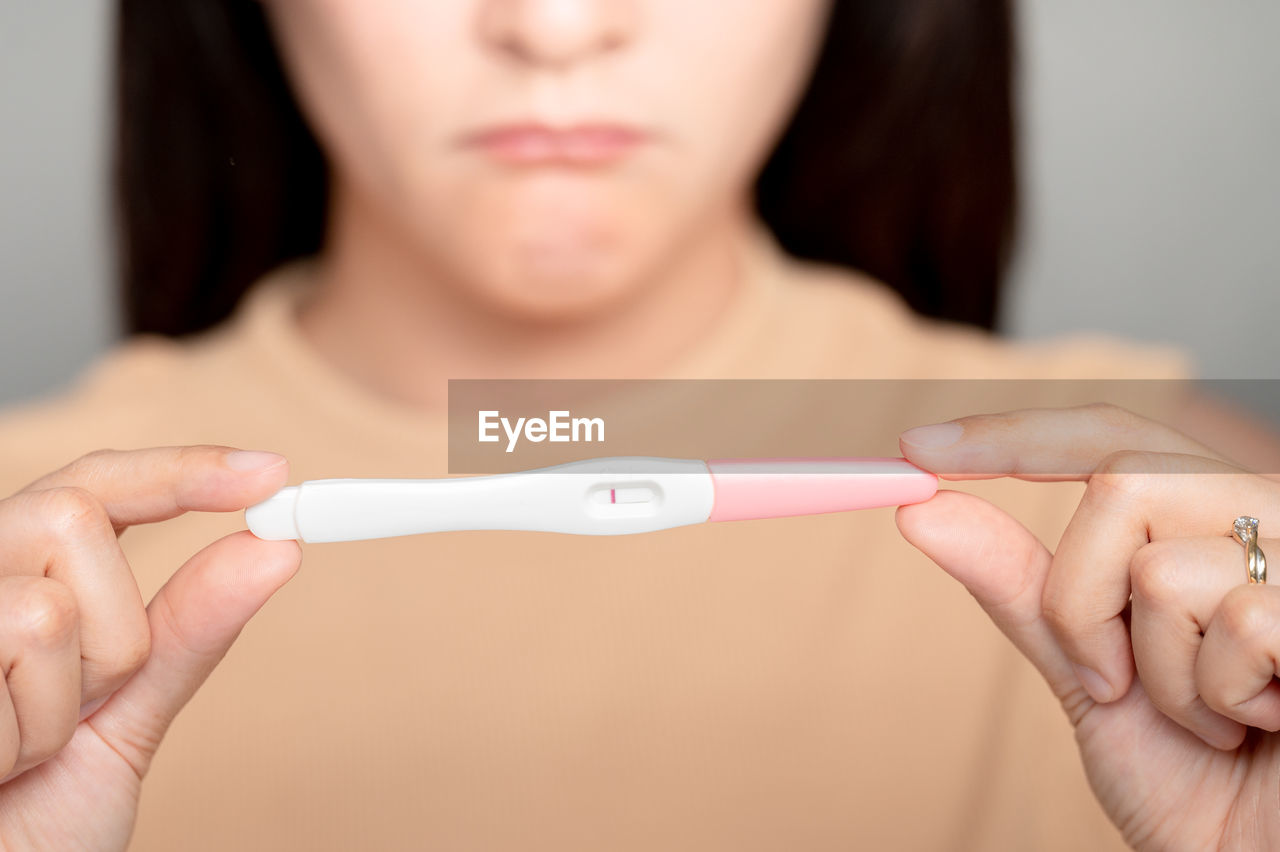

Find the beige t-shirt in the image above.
[{"left": 0, "top": 226, "right": 1189, "bottom": 851}]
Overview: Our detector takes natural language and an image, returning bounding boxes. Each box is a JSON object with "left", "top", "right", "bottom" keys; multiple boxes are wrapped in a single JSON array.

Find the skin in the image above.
[
  {"left": 274, "top": 0, "right": 834, "bottom": 406},
  {"left": 1, "top": 1, "right": 1278, "bottom": 849},
  {"left": 0, "top": 448, "right": 299, "bottom": 849},
  {"left": 898, "top": 404, "right": 1280, "bottom": 850}
]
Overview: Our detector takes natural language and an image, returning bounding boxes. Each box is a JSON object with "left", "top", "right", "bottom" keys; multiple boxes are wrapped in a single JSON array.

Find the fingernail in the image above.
[
  {"left": 900, "top": 422, "right": 963, "bottom": 449},
  {"left": 225, "top": 450, "right": 286, "bottom": 472},
  {"left": 1072, "top": 663, "right": 1114, "bottom": 703}
]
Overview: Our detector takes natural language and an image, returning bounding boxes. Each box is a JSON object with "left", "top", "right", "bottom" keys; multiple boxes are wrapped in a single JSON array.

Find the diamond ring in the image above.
[{"left": 1232, "top": 516, "right": 1267, "bottom": 585}]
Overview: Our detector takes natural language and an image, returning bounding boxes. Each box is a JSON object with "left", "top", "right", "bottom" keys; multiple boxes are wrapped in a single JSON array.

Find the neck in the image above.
[{"left": 298, "top": 183, "right": 752, "bottom": 409}]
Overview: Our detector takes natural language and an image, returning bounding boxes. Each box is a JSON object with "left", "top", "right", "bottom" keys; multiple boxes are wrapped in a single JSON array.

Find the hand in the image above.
[
  {"left": 896, "top": 404, "right": 1280, "bottom": 851},
  {"left": 0, "top": 447, "right": 300, "bottom": 851}
]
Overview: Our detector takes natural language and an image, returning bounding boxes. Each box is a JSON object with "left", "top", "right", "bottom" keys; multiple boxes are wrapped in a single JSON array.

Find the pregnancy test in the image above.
[{"left": 245, "top": 457, "right": 937, "bottom": 543}]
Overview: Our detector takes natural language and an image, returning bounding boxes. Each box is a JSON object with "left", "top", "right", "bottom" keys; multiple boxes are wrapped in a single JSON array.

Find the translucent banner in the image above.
[{"left": 447, "top": 379, "right": 1280, "bottom": 475}]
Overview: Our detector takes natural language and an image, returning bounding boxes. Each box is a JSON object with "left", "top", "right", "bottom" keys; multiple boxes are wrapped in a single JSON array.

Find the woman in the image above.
[{"left": 1, "top": 1, "right": 1278, "bottom": 849}]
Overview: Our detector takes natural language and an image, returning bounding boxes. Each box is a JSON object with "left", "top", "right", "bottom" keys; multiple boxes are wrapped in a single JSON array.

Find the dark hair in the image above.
[{"left": 116, "top": 0, "right": 1015, "bottom": 336}]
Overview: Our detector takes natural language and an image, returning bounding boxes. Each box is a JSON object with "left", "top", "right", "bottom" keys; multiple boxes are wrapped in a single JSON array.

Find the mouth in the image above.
[{"left": 459, "top": 122, "right": 651, "bottom": 166}]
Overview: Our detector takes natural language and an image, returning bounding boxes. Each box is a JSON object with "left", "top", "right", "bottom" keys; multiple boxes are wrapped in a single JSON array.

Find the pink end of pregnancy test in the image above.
[
  {"left": 706, "top": 458, "right": 937, "bottom": 522},
  {"left": 245, "top": 457, "right": 938, "bottom": 543}
]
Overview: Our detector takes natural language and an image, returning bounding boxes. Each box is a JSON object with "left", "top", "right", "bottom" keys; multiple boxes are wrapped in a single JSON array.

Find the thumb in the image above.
[
  {"left": 896, "top": 490, "right": 1087, "bottom": 709},
  {"left": 86, "top": 531, "right": 301, "bottom": 778}
]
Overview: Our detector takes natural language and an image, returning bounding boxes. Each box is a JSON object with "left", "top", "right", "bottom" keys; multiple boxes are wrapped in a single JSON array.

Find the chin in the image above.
[
  {"left": 425, "top": 195, "right": 661, "bottom": 322},
  {"left": 480, "top": 272, "right": 639, "bottom": 325},
  {"left": 463, "top": 235, "right": 646, "bottom": 324}
]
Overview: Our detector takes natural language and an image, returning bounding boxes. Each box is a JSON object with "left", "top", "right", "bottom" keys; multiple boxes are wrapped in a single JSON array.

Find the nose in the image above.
[{"left": 478, "top": 0, "right": 637, "bottom": 68}]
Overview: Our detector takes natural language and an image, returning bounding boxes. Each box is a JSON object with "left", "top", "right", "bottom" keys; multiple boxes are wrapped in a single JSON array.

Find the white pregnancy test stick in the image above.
[{"left": 245, "top": 456, "right": 938, "bottom": 543}]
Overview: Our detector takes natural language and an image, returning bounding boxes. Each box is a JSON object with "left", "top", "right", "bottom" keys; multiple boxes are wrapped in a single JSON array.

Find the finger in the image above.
[
  {"left": 1129, "top": 537, "right": 1260, "bottom": 749},
  {"left": 899, "top": 402, "right": 1228, "bottom": 481},
  {"left": 85, "top": 532, "right": 301, "bottom": 779},
  {"left": 0, "top": 676, "right": 16, "bottom": 780},
  {"left": 1197, "top": 584, "right": 1280, "bottom": 731},
  {"left": 17, "top": 446, "right": 288, "bottom": 532},
  {"left": 0, "top": 577, "right": 82, "bottom": 781},
  {"left": 0, "top": 489, "right": 149, "bottom": 704},
  {"left": 896, "top": 490, "right": 1090, "bottom": 715},
  {"left": 1046, "top": 455, "right": 1280, "bottom": 703}
]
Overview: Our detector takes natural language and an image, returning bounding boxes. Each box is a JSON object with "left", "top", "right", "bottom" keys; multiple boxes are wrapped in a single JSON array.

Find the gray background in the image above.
[{"left": 2, "top": 2, "right": 1278, "bottom": 409}]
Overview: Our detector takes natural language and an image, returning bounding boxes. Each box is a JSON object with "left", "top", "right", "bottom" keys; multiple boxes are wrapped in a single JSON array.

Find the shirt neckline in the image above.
[{"left": 231, "top": 219, "right": 787, "bottom": 454}]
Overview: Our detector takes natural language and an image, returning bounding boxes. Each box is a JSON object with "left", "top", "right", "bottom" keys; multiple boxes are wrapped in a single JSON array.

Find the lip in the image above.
[{"left": 460, "top": 122, "right": 650, "bottom": 165}]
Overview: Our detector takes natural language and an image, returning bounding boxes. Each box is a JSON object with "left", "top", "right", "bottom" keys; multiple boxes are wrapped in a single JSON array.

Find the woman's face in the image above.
[{"left": 266, "top": 0, "right": 832, "bottom": 320}]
